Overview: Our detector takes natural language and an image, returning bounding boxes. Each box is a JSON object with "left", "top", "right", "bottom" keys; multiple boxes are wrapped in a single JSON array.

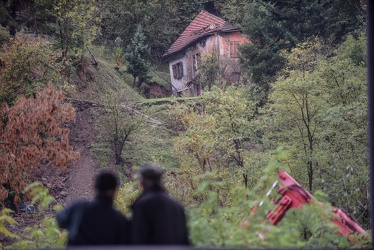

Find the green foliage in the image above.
[
  {"left": 98, "top": 0, "right": 206, "bottom": 61},
  {"left": 170, "top": 86, "right": 260, "bottom": 206},
  {"left": 124, "top": 123, "right": 180, "bottom": 170},
  {"left": 0, "top": 208, "right": 18, "bottom": 247},
  {"left": 0, "top": 34, "right": 63, "bottom": 104},
  {"left": 0, "top": 1, "right": 369, "bottom": 247},
  {"left": 98, "top": 90, "right": 144, "bottom": 165},
  {"left": 115, "top": 179, "right": 141, "bottom": 218},
  {"left": 265, "top": 40, "right": 329, "bottom": 191},
  {"left": 124, "top": 26, "right": 151, "bottom": 89},
  {"left": 264, "top": 34, "right": 368, "bottom": 226},
  {"left": 53, "top": 0, "right": 100, "bottom": 59},
  {"left": 166, "top": 33, "right": 369, "bottom": 246},
  {"left": 185, "top": 148, "right": 364, "bottom": 247},
  {"left": 240, "top": 0, "right": 286, "bottom": 93},
  {"left": 9, "top": 182, "right": 67, "bottom": 249},
  {"left": 239, "top": 0, "right": 365, "bottom": 104},
  {"left": 0, "top": 25, "right": 9, "bottom": 46},
  {"left": 113, "top": 37, "right": 125, "bottom": 69},
  {"left": 69, "top": 54, "right": 143, "bottom": 102},
  {"left": 197, "top": 51, "right": 220, "bottom": 91}
]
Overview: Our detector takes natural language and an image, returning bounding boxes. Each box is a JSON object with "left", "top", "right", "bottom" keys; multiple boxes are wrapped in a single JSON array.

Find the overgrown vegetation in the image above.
[
  {"left": 0, "top": 84, "right": 79, "bottom": 207},
  {"left": 0, "top": 34, "right": 64, "bottom": 104},
  {"left": 98, "top": 91, "right": 144, "bottom": 165},
  {"left": 0, "top": 0, "right": 370, "bottom": 248}
]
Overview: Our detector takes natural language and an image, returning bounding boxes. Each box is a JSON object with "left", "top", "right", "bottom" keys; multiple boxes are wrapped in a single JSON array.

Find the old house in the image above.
[{"left": 163, "top": 10, "right": 250, "bottom": 96}]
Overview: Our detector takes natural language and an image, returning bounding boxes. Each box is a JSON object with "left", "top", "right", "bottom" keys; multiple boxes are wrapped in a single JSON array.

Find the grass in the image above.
[
  {"left": 89, "top": 141, "right": 112, "bottom": 169},
  {"left": 91, "top": 45, "right": 173, "bottom": 95},
  {"left": 124, "top": 103, "right": 181, "bottom": 170},
  {"left": 70, "top": 55, "right": 143, "bottom": 103},
  {"left": 149, "top": 69, "right": 172, "bottom": 91},
  {"left": 75, "top": 51, "right": 181, "bottom": 173},
  {"left": 124, "top": 121, "right": 179, "bottom": 170},
  {"left": 137, "top": 96, "right": 201, "bottom": 105},
  {"left": 90, "top": 103, "right": 180, "bottom": 173}
]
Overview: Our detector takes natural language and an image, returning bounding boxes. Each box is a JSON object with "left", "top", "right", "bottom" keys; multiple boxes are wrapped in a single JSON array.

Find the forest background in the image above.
[{"left": 0, "top": 0, "right": 370, "bottom": 248}]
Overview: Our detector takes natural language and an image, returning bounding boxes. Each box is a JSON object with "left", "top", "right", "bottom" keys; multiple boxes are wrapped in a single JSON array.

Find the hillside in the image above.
[
  {"left": 0, "top": 0, "right": 369, "bottom": 248},
  {"left": 64, "top": 52, "right": 178, "bottom": 203},
  {"left": 1, "top": 49, "right": 179, "bottom": 246}
]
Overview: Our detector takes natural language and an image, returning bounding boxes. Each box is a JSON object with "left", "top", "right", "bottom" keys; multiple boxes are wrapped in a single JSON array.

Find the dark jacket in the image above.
[
  {"left": 56, "top": 195, "right": 130, "bottom": 246},
  {"left": 131, "top": 185, "right": 189, "bottom": 245}
]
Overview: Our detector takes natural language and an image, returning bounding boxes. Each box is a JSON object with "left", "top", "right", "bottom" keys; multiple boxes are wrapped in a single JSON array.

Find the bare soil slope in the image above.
[{"left": 65, "top": 100, "right": 104, "bottom": 204}]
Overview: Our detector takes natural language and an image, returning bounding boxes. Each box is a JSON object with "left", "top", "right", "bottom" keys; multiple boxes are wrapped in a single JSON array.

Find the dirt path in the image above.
[
  {"left": 1, "top": 100, "right": 103, "bottom": 246},
  {"left": 65, "top": 155, "right": 97, "bottom": 204},
  {"left": 64, "top": 100, "right": 102, "bottom": 205}
]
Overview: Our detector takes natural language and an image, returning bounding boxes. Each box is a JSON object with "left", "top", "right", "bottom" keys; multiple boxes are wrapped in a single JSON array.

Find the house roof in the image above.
[{"left": 163, "top": 10, "right": 239, "bottom": 59}]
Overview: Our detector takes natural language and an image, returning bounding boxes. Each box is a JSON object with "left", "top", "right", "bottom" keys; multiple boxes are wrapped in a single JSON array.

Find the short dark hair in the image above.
[
  {"left": 139, "top": 163, "right": 164, "bottom": 182},
  {"left": 94, "top": 170, "right": 119, "bottom": 193}
]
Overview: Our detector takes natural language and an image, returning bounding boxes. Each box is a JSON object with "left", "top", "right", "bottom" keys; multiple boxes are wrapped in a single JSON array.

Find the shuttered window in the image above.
[
  {"left": 178, "top": 62, "right": 183, "bottom": 78},
  {"left": 172, "top": 62, "right": 183, "bottom": 79},
  {"left": 172, "top": 64, "right": 177, "bottom": 78}
]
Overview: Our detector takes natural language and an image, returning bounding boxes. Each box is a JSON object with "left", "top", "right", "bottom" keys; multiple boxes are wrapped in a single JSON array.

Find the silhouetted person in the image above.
[
  {"left": 131, "top": 163, "right": 189, "bottom": 245},
  {"left": 56, "top": 170, "right": 130, "bottom": 246}
]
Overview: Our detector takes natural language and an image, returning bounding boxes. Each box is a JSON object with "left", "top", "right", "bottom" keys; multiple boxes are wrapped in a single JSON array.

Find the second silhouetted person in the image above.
[{"left": 131, "top": 163, "right": 189, "bottom": 245}]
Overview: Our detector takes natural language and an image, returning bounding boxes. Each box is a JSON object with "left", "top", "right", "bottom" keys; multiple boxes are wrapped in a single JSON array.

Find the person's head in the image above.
[
  {"left": 138, "top": 163, "right": 164, "bottom": 189},
  {"left": 94, "top": 170, "right": 119, "bottom": 197}
]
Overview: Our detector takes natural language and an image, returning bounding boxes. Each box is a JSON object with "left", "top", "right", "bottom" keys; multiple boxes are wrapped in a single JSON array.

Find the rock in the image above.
[{"left": 60, "top": 191, "right": 68, "bottom": 197}]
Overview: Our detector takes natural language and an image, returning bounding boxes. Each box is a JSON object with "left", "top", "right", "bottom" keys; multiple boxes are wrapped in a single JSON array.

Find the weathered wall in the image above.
[
  {"left": 219, "top": 32, "right": 250, "bottom": 81},
  {"left": 168, "top": 31, "right": 250, "bottom": 96},
  {"left": 168, "top": 55, "right": 188, "bottom": 96}
]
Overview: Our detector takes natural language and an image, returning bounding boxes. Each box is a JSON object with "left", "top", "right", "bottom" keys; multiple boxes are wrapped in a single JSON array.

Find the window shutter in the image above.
[
  {"left": 178, "top": 62, "right": 183, "bottom": 78},
  {"left": 172, "top": 64, "right": 177, "bottom": 79}
]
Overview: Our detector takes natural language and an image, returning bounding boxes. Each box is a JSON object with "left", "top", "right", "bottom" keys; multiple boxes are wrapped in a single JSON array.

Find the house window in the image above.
[
  {"left": 172, "top": 62, "right": 183, "bottom": 79},
  {"left": 230, "top": 41, "right": 240, "bottom": 57},
  {"left": 193, "top": 53, "right": 200, "bottom": 76}
]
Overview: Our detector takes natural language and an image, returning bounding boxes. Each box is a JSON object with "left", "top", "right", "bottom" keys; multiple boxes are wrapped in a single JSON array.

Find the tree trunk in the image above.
[
  {"left": 243, "top": 173, "right": 248, "bottom": 188},
  {"left": 114, "top": 146, "right": 123, "bottom": 165},
  {"left": 308, "top": 160, "right": 313, "bottom": 191},
  {"left": 114, "top": 137, "right": 123, "bottom": 165},
  {"left": 136, "top": 78, "right": 143, "bottom": 88}
]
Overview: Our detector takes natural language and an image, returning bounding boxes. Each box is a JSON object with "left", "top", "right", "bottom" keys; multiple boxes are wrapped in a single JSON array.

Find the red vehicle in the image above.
[{"left": 251, "top": 171, "right": 367, "bottom": 241}]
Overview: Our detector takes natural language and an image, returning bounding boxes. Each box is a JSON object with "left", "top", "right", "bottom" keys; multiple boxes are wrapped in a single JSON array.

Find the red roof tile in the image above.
[{"left": 163, "top": 10, "right": 239, "bottom": 59}]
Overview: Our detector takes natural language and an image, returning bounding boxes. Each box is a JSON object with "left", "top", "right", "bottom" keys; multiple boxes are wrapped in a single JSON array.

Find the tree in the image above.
[
  {"left": 205, "top": 87, "right": 258, "bottom": 187},
  {"left": 239, "top": 0, "right": 366, "bottom": 105},
  {"left": 174, "top": 86, "right": 258, "bottom": 188},
  {"left": 263, "top": 34, "right": 368, "bottom": 226},
  {"left": 98, "top": 0, "right": 207, "bottom": 61},
  {"left": 0, "top": 83, "right": 79, "bottom": 205},
  {"left": 99, "top": 91, "right": 143, "bottom": 165},
  {"left": 0, "top": 34, "right": 62, "bottom": 104},
  {"left": 197, "top": 51, "right": 220, "bottom": 91},
  {"left": 113, "top": 37, "right": 125, "bottom": 69},
  {"left": 53, "top": 0, "right": 100, "bottom": 60},
  {"left": 124, "top": 26, "right": 151, "bottom": 89},
  {"left": 266, "top": 41, "right": 328, "bottom": 191},
  {"left": 315, "top": 34, "right": 368, "bottom": 224}
]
